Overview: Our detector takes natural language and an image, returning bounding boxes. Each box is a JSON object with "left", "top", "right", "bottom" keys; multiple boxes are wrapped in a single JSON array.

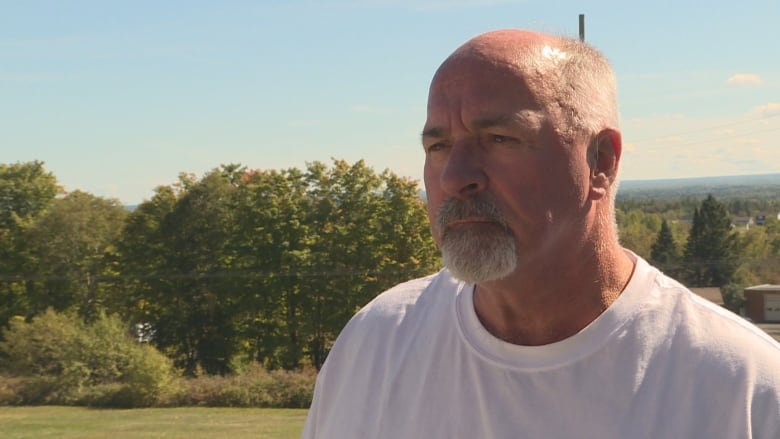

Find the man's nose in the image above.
[{"left": 439, "top": 141, "right": 488, "bottom": 198}]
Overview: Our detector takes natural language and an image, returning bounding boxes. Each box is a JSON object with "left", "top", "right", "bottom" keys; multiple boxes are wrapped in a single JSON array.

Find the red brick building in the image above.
[{"left": 744, "top": 285, "right": 780, "bottom": 323}]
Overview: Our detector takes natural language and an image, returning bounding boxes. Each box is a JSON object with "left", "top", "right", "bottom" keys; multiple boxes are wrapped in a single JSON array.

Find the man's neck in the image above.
[{"left": 472, "top": 246, "right": 636, "bottom": 346}]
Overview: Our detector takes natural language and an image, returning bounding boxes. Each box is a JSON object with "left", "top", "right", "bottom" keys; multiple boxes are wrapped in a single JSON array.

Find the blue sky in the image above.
[{"left": 2, "top": 0, "right": 779, "bottom": 204}]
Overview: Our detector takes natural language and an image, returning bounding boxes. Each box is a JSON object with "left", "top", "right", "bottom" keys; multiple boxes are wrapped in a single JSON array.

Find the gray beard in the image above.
[{"left": 436, "top": 197, "right": 517, "bottom": 284}]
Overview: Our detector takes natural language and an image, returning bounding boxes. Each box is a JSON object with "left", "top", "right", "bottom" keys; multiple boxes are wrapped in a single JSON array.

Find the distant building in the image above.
[
  {"left": 731, "top": 216, "right": 754, "bottom": 230},
  {"left": 690, "top": 287, "right": 724, "bottom": 306},
  {"left": 744, "top": 285, "right": 780, "bottom": 323},
  {"left": 754, "top": 213, "right": 780, "bottom": 225}
]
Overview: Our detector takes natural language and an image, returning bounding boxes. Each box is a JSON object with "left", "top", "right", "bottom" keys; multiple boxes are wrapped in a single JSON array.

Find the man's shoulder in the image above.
[
  {"left": 350, "top": 269, "right": 458, "bottom": 324},
  {"left": 322, "top": 270, "right": 461, "bottom": 371},
  {"left": 645, "top": 265, "right": 780, "bottom": 365}
]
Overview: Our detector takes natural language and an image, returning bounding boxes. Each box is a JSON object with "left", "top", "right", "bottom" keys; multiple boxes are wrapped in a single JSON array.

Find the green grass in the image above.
[{"left": 0, "top": 406, "right": 308, "bottom": 439}]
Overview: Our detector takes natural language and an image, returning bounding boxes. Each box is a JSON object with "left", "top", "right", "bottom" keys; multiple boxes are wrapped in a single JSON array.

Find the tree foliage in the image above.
[
  {"left": 682, "top": 195, "right": 738, "bottom": 287},
  {"left": 650, "top": 219, "right": 680, "bottom": 277},
  {"left": 615, "top": 209, "right": 662, "bottom": 258},
  {"left": 116, "top": 160, "right": 439, "bottom": 373},
  {"left": 5, "top": 158, "right": 780, "bottom": 378},
  {"left": 23, "top": 191, "right": 128, "bottom": 320},
  {"left": 0, "top": 162, "right": 61, "bottom": 327}
]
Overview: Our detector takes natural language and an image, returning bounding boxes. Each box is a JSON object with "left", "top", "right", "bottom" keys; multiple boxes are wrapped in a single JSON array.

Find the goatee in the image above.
[{"left": 436, "top": 197, "right": 517, "bottom": 284}]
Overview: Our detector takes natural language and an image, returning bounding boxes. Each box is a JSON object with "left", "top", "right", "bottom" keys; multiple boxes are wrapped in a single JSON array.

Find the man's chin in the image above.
[
  {"left": 441, "top": 252, "right": 517, "bottom": 285},
  {"left": 438, "top": 227, "right": 517, "bottom": 283},
  {"left": 446, "top": 269, "right": 508, "bottom": 285}
]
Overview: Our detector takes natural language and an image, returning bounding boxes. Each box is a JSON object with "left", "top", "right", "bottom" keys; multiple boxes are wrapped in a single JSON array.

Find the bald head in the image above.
[
  {"left": 445, "top": 29, "right": 564, "bottom": 67},
  {"left": 433, "top": 29, "right": 620, "bottom": 142}
]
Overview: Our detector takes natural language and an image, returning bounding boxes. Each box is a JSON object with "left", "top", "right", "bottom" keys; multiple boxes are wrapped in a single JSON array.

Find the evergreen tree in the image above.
[
  {"left": 682, "top": 195, "right": 737, "bottom": 287},
  {"left": 650, "top": 219, "right": 679, "bottom": 277}
]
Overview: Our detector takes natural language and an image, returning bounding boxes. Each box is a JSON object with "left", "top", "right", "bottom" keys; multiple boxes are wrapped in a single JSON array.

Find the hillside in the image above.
[{"left": 617, "top": 173, "right": 780, "bottom": 201}]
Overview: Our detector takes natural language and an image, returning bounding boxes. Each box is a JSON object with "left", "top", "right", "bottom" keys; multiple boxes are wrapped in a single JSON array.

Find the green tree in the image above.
[
  {"left": 299, "top": 161, "right": 438, "bottom": 369},
  {"left": 0, "top": 161, "right": 60, "bottom": 231},
  {"left": 230, "top": 160, "right": 438, "bottom": 370},
  {"left": 682, "top": 195, "right": 737, "bottom": 287},
  {"left": 0, "top": 161, "right": 61, "bottom": 327},
  {"left": 117, "top": 160, "right": 439, "bottom": 373},
  {"left": 153, "top": 167, "right": 242, "bottom": 375},
  {"left": 616, "top": 209, "right": 662, "bottom": 258},
  {"left": 720, "top": 283, "right": 746, "bottom": 314},
  {"left": 650, "top": 219, "right": 680, "bottom": 277},
  {"left": 115, "top": 185, "right": 179, "bottom": 321},
  {"left": 23, "top": 191, "right": 128, "bottom": 320},
  {"left": 730, "top": 217, "right": 780, "bottom": 285}
]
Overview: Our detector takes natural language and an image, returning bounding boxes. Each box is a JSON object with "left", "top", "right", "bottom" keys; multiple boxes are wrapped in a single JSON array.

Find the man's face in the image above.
[{"left": 422, "top": 55, "right": 593, "bottom": 283}]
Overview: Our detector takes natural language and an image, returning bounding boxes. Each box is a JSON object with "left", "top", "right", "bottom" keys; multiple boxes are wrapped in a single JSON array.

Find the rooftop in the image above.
[{"left": 745, "top": 285, "right": 780, "bottom": 292}]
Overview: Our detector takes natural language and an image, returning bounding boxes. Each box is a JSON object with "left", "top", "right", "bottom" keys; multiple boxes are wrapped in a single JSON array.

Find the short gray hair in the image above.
[{"left": 544, "top": 38, "right": 620, "bottom": 142}]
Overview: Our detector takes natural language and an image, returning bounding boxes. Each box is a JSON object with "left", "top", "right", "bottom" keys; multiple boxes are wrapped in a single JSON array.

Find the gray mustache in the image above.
[{"left": 436, "top": 197, "right": 508, "bottom": 231}]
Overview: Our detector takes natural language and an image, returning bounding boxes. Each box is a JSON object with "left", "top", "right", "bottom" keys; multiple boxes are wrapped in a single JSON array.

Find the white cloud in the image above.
[
  {"left": 726, "top": 73, "right": 762, "bottom": 85},
  {"left": 749, "top": 102, "right": 780, "bottom": 118},
  {"left": 620, "top": 111, "right": 780, "bottom": 180}
]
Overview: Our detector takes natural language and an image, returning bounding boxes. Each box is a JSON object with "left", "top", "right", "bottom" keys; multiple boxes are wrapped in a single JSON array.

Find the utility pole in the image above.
[{"left": 579, "top": 14, "right": 585, "bottom": 41}]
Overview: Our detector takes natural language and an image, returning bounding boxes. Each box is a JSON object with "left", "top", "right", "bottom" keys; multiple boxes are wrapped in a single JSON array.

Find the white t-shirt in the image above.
[{"left": 303, "top": 256, "right": 780, "bottom": 438}]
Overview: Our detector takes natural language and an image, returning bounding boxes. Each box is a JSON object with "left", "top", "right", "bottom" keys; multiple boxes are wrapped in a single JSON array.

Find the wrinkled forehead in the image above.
[{"left": 426, "top": 53, "right": 545, "bottom": 113}]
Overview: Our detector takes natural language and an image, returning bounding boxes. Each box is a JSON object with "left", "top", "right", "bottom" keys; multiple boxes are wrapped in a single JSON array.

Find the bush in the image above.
[
  {"left": 721, "top": 283, "right": 746, "bottom": 313},
  {"left": 0, "top": 309, "right": 314, "bottom": 408},
  {"left": 161, "top": 364, "right": 316, "bottom": 408},
  {"left": 0, "top": 375, "right": 24, "bottom": 405},
  {"left": 0, "top": 309, "right": 175, "bottom": 407}
]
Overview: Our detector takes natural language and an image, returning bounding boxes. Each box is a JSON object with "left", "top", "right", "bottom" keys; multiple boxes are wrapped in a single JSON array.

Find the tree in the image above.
[
  {"left": 23, "top": 191, "right": 128, "bottom": 320},
  {"left": 682, "top": 195, "right": 737, "bottom": 287},
  {"left": 0, "top": 161, "right": 61, "bottom": 327},
  {"left": 616, "top": 209, "right": 662, "bottom": 259},
  {"left": 117, "top": 160, "right": 439, "bottom": 373},
  {"left": 298, "top": 161, "right": 438, "bottom": 369},
  {"left": 0, "top": 161, "right": 60, "bottom": 232},
  {"left": 650, "top": 219, "right": 680, "bottom": 277}
]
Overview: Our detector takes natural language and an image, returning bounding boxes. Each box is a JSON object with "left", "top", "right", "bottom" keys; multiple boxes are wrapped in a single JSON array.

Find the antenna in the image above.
[{"left": 579, "top": 14, "right": 585, "bottom": 41}]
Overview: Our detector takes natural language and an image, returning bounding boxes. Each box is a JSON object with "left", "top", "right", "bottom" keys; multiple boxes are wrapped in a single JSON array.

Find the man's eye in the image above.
[
  {"left": 492, "top": 135, "right": 507, "bottom": 143},
  {"left": 426, "top": 143, "right": 446, "bottom": 152}
]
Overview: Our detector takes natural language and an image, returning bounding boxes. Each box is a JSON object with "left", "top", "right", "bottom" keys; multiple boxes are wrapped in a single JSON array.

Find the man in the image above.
[{"left": 302, "top": 29, "right": 780, "bottom": 438}]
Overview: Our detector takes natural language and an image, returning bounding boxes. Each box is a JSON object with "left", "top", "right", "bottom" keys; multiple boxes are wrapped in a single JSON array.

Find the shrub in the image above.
[
  {"left": 0, "top": 309, "right": 176, "bottom": 407},
  {"left": 160, "top": 364, "right": 316, "bottom": 408},
  {"left": 0, "top": 309, "right": 314, "bottom": 408},
  {"left": 0, "top": 375, "right": 24, "bottom": 405}
]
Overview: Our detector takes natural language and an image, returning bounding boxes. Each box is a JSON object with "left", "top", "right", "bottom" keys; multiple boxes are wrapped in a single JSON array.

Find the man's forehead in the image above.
[{"left": 430, "top": 41, "right": 568, "bottom": 97}]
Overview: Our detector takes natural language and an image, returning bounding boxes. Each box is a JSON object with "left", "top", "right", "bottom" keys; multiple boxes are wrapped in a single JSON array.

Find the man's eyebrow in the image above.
[
  {"left": 421, "top": 127, "right": 445, "bottom": 141},
  {"left": 421, "top": 116, "right": 510, "bottom": 141},
  {"left": 473, "top": 115, "right": 512, "bottom": 129},
  {"left": 421, "top": 112, "right": 540, "bottom": 142},
  {"left": 473, "top": 113, "right": 535, "bottom": 129}
]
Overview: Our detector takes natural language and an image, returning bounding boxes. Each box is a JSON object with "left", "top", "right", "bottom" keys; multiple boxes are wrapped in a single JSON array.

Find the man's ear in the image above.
[{"left": 588, "top": 128, "right": 622, "bottom": 200}]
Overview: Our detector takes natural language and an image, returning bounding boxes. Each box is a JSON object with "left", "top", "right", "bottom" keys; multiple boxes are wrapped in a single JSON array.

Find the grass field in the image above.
[{"left": 0, "top": 406, "right": 307, "bottom": 439}]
